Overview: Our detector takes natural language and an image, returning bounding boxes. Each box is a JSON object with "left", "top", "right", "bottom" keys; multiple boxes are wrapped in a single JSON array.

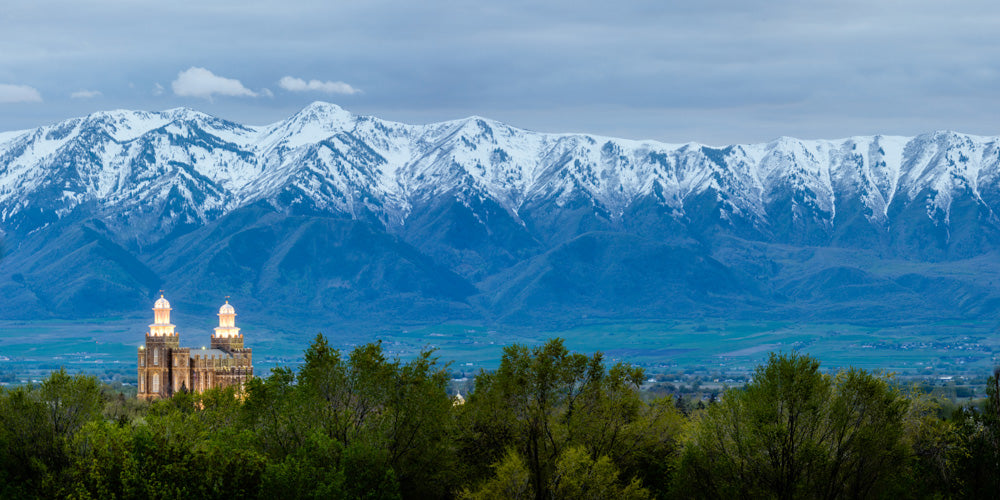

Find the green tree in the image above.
[
  {"left": 296, "top": 335, "right": 394, "bottom": 447},
  {"left": 260, "top": 429, "right": 346, "bottom": 499},
  {"left": 951, "top": 368, "right": 1000, "bottom": 497},
  {"left": 0, "top": 386, "right": 57, "bottom": 497},
  {"left": 461, "top": 339, "right": 602, "bottom": 498},
  {"left": 460, "top": 338, "right": 666, "bottom": 499},
  {"left": 39, "top": 368, "right": 104, "bottom": 437},
  {"left": 458, "top": 449, "right": 533, "bottom": 500},
  {"left": 67, "top": 419, "right": 136, "bottom": 499},
  {"left": 382, "top": 349, "right": 457, "bottom": 496},
  {"left": 902, "top": 393, "right": 963, "bottom": 497},
  {"left": 821, "top": 368, "right": 910, "bottom": 498},
  {"left": 610, "top": 396, "right": 685, "bottom": 497},
  {"left": 243, "top": 366, "right": 309, "bottom": 458},
  {"left": 0, "top": 369, "right": 104, "bottom": 497},
  {"left": 461, "top": 446, "right": 650, "bottom": 500},
  {"left": 251, "top": 334, "right": 454, "bottom": 499},
  {"left": 676, "top": 353, "right": 910, "bottom": 499},
  {"left": 550, "top": 445, "right": 650, "bottom": 500}
]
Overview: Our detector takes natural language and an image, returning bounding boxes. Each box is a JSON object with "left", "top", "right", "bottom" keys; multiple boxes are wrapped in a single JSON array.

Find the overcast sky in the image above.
[{"left": 1, "top": 0, "right": 998, "bottom": 145}]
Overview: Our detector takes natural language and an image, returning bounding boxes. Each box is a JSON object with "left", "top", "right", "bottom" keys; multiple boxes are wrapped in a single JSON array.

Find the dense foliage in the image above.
[{"left": 1, "top": 337, "right": 999, "bottom": 499}]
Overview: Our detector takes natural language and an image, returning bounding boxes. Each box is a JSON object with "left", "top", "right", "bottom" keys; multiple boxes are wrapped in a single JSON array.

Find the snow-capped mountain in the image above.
[
  {"left": 1, "top": 103, "right": 999, "bottom": 325},
  {"left": 3, "top": 102, "right": 998, "bottom": 241}
]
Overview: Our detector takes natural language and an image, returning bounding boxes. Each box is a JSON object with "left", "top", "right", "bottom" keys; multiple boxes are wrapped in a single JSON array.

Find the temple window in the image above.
[{"left": 152, "top": 373, "right": 159, "bottom": 393}]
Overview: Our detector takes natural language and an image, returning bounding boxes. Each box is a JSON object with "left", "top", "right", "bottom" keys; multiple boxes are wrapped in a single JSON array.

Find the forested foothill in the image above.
[{"left": 3, "top": 336, "right": 1000, "bottom": 499}]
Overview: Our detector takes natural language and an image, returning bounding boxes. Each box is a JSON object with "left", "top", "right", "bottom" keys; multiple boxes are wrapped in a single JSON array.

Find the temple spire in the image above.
[
  {"left": 214, "top": 298, "right": 240, "bottom": 338},
  {"left": 150, "top": 293, "right": 176, "bottom": 336}
]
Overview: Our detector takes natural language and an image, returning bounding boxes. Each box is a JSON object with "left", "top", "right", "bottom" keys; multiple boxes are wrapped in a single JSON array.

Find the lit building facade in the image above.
[{"left": 137, "top": 295, "right": 253, "bottom": 400}]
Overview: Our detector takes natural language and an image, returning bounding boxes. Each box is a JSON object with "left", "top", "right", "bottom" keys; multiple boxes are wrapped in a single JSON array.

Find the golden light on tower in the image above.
[
  {"left": 149, "top": 292, "right": 176, "bottom": 336},
  {"left": 213, "top": 297, "right": 240, "bottom": 338},
  {"left": 137, "top": 293, "right": 253, "bottom": 400}
]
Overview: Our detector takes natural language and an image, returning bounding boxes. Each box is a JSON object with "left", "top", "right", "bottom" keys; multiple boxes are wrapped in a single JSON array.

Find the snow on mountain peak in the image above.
[
  {"left": 301, "top": 100, "right": 348, "bottom": 114},
  {"left": 78, "top": 109, "right": 174, "bottom": 142},
  {"left": 0, "top": 129, "right": 30, "bottom": 145},
  {"left": 290, "top": 101, "right": 354, "bottom": 126},
  {"left": 0, "top": 105, "right": 998, "bottom": 239},
  {"left": 261, "top": 101, "right": 356, "bottom": 149}
]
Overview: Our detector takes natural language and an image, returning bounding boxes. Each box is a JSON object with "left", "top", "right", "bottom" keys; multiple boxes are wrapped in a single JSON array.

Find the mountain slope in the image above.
[{"left": 1, "top": 103, "right": 999, "bottom": 325}]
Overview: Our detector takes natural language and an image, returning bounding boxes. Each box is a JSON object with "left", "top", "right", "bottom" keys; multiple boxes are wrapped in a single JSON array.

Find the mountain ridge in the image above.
[
  {"left": 1, "top": 103, "right": 999, "bottom": 327},
  {"left": 2, "top": 102, "right": 998, "bottom": 239}
]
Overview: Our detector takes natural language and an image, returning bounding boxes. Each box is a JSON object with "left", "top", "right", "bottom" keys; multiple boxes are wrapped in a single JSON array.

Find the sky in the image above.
[{"left": 1, "top": 0, "right": 999, "bottom": 145}]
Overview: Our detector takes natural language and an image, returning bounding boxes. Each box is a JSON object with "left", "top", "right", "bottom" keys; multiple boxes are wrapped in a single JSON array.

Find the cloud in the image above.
[
  {"left": 172, "top": 67, "right": 257, "bottom": 99},
  {"left": 70, "top": 89, "right": 102, "bottom": 99},
  {"left": 152, "top": 83, "right": 164, "bottom": 96},
  {"left": 279, "top": 76, "right": 361, "bottom": 95},
  {"left": 0, "top": 84, "right": 42, "bottom": 103},
  {"left": 2, "top": 1, "right": 1000, "bottom": 143}
]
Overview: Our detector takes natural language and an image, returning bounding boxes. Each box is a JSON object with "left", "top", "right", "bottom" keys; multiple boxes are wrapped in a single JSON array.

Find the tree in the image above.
[
  {"left": 461, "top": 446, "right": 650, "bottom": 500},
  {"left": 250, "top": 334, "right": 454, "bottom": 499},
  {"left": 38, "top": 369, "right": 104, "bottom": 437},
  {"left": 260, "top": 429, "right": 346, "bottom": 499},
  {"left": 0, "top": 386, "right": 57, "bottom": 497},
  {"left": 461, "top": 339, "right": 603, "bottom": 498},
  {"left": 549, "top": 445, "right": 650, "bottom": 500},
  {"left": 382, "top": 349, "right": 457, "bottom": 497},
  {"left": 243, "top": 366, "right": 309, "bottom": 458},
  {"left": 950, "top": 367, "right": 1000, "bottom": 497},
  {"left": 675, "top": 353, "right": 910, "bottom": 499},
  {"left": 459, "top": 338, "right": 666, "bottom": 499},
  {"left": 0, "top": 370, "right": 104, "bottom": 497},
  {"left": 821, "top": 368, "right": 910, "bottom": 498},
  {"left": 610, "top": 396, "right": 685, "bottom": 498},
  {"left": 901, "top": 393, "right": 963, "bottom": 497},
  {"left": 458, "top": 449, "right": 533, "bottom": 500}
]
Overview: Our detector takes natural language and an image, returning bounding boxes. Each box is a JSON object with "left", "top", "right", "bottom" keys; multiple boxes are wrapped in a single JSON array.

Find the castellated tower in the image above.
[
  {"left": 212, "top": 300, "right": 243, "bottom": 351},
  {"left": 137, "top": 295, "right": 253, "bottom": 400},
  {"left": 205, "top": 299, "right": 254, "bottom": 392},
  {"left": 137, "top": 294, "right": 182, "bottom": 399}
]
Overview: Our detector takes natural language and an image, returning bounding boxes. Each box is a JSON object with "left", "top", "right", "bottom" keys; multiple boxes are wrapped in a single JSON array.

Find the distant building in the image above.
[{"left": 137, "top": 294, "right": 253, "bottom": 400}]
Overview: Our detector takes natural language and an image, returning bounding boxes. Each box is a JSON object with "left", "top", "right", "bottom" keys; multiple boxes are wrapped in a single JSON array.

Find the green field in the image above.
[
  {"left": 1, "top": 317, "right": 998, "bottom": 384},
  {"left": 382, "top": 319, "right": 1000, "bottom": 378}
]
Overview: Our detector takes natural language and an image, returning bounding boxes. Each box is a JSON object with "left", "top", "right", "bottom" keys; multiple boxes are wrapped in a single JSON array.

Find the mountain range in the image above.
[{"left": 2, "top": 102, "right": 999, "bottom": 329}]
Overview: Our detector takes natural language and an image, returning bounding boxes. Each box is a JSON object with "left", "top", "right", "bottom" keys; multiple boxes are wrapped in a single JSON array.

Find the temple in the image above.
[{"left": 137, "top": 294, "right": 253, "bottom": 400}]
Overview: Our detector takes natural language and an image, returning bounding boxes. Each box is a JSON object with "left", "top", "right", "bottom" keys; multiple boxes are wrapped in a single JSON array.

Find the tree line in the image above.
[{"left": 1, "top": 335, "right": 1000, "bottom": 499}]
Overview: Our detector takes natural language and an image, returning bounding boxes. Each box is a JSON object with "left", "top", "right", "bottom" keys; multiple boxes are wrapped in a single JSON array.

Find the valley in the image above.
[
  {"left": 1, "top": 104, "right": 999, "bottom": 385},
  {"left": 2, "top": 318, "right": 996, "bottom": 392}
]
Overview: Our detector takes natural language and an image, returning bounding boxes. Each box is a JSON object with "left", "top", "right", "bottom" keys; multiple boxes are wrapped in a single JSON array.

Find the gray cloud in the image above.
[
  {"left": 1, "top": 1, "right": 999, "bottom": 143},
  {"left": 0, "top": 84, "right": 42, "bottom": 103},
  {"left": 70, "top": 89, "right": 101, "bottom": 99}
]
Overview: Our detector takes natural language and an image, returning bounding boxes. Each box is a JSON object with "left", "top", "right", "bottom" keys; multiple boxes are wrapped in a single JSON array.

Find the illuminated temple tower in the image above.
[
  {"left": 137, "top": 295, "right": 179, "bottom": 399},
  {"left": 212, "top": 300, "right": 242, "bottom": 350},
  {"left": 137, "top": 295, "right": 253, "bottom": 400}
]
